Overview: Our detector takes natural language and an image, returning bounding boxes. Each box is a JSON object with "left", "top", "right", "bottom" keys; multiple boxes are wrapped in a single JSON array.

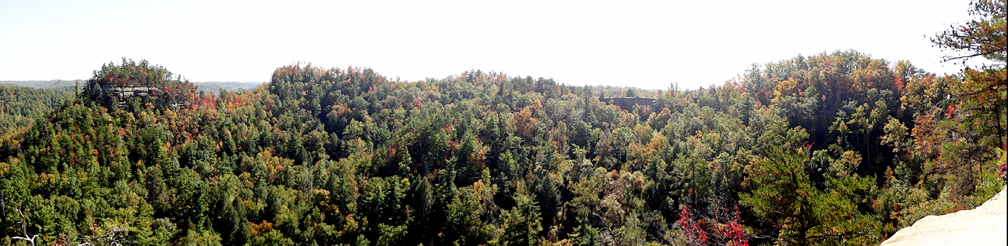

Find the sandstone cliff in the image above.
[{"left": 881, "top": 187, "right": 1007, "bottom": 246}]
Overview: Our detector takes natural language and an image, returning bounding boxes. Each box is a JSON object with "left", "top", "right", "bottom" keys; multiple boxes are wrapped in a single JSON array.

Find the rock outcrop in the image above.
[{"left": 881, "top": 187, "right": 1007, "bottom": 246}]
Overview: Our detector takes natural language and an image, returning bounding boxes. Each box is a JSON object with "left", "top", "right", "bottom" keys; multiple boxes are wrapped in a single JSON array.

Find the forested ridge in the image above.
[
  {"left": 1, "top": 2, "right": 1004, "bottom": 245},
  {"left": 0, "top": 85, "right": 74, "bottom": 136}
]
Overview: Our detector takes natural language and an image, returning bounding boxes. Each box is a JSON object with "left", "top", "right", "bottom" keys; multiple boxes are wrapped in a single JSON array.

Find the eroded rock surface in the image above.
[{"left": 881, "top": 187, "right": 1007, "bottom": 246}]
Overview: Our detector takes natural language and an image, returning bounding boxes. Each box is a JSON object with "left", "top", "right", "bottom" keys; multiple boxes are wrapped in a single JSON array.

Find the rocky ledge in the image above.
[{"left": 881, "top": 187, "right": 1007, "bottom": 246}]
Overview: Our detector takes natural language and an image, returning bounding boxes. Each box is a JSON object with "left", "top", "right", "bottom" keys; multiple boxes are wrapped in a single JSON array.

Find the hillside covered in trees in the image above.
[
  {"left": 1, "top": 2, "right": 1004, "bottom": 245},
  {"left": 0, "top": 85, "right": 74, "bottom": 136}
]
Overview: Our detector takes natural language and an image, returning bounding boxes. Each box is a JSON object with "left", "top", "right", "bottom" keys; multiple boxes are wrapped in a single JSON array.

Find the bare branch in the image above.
[
  {"left": 74, "top": 224, "right": 133, "bottom": 246},
  {"left": 12, "top": 208, "right": 38, "bottom": 246},
  {"left": 592, "top": 212, "right": 621, "bottom": 246},
  {"left": 942, "top": 50, "right": 1008, "bottom": 62},
  {"left": 804, "top": 230, "right": 873, "bottom": 240}
]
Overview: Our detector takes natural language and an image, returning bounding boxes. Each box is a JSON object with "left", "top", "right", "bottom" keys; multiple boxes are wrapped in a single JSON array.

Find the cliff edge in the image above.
[{"left": 881, "top": 187, "right": 1007, "bottom": 246}]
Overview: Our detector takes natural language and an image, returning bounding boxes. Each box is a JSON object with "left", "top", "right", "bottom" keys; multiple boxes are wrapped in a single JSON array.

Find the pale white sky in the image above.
[{"left": 0, "top": 0, "right": 983, "bottom": 89}]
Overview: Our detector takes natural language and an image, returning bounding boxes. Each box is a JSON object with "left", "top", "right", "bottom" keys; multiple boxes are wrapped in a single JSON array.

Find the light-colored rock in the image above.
[{"left": 881, "top": 187, "right": 1007, "bottom": 246}]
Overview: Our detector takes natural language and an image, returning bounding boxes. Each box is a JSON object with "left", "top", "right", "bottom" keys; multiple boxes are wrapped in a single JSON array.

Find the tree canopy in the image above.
[{"left": 1, "top": 2, "right": 1004, "bottom": 245}]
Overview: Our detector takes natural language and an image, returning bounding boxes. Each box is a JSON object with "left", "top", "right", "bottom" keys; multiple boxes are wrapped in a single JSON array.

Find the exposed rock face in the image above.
[{"left": 881, "top": 187, "right": 1007, "bottom": 246}]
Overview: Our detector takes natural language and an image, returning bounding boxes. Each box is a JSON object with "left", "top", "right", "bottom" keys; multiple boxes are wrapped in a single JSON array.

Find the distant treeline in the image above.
[
  {"left": 1, "top": 80, "right": 264, "bottom": 94},
  {"left": 0, "top": 80, "right": 79, "bottom": 92},
  {"left": 191, "top": 82, "right": 266, "bottom": 93},
  {"left": 0, "top": 85, "right": 74, "bottom": 135}
]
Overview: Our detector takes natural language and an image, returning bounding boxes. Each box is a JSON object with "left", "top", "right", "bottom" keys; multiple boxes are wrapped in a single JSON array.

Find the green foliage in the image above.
[
  {"left": 496, "top": 181, "right": 542, "bottom": 246},
  {"left": 741, "top": 146, "right": 884, "bottom": 245},
  {"left": 0, "top": 85, "right": 74, "bottom": 135},
  {"left": 2, "top": 9, "right": 1004, "bottom": 243}
]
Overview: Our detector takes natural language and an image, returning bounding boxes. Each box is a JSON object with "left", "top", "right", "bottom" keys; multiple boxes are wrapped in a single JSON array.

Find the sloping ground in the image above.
[{"left": 881, "top": 187, "right": 1007, "bottom": 246}]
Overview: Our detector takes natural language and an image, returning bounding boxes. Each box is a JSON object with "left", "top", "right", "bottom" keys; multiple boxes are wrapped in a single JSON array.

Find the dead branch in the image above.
[{"left": 12, "top": 208, "right": 38, "bottom": 246}]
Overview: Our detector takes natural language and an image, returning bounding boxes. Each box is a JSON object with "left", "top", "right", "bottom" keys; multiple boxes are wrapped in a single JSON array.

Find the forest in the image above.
[{"left": 0, "top": 1, "right": 1004, "bottom": 245}]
